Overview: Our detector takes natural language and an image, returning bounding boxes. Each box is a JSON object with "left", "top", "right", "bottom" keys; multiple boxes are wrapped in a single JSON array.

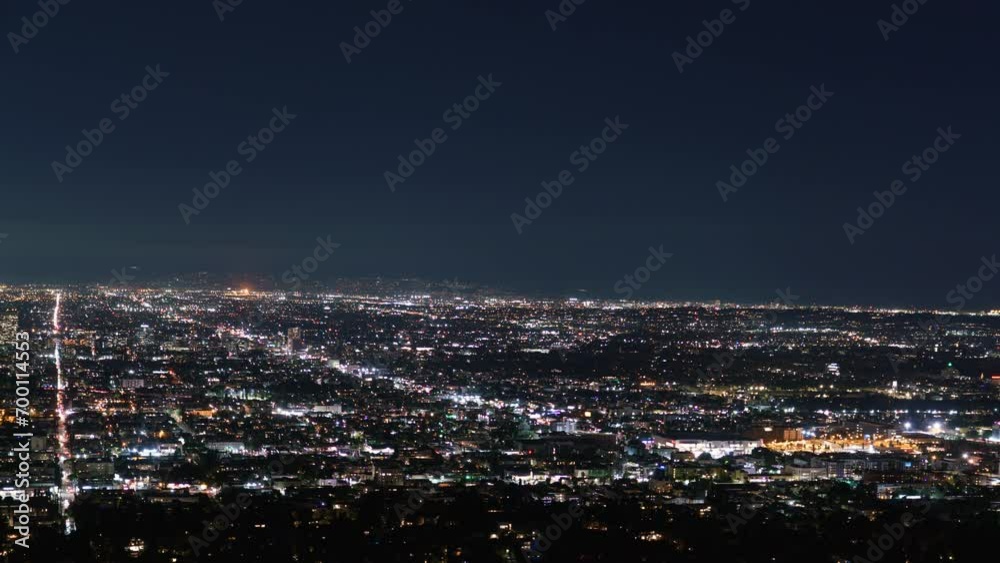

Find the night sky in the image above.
[{"left": 1, "top": 1, "right": 997, "bottom": 306}]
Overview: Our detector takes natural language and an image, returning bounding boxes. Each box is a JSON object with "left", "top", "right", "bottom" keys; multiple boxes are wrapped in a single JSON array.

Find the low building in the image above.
[{"left": 653, "top": 433, "right": 763, "bottom": 459}]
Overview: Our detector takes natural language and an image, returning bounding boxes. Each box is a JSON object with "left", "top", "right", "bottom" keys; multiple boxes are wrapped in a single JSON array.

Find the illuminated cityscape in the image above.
[
  {"left": 4, "top": 1, "right": 1000, "bottom": 561},
  {"left": 1, "top": 281, "right": 999, "bottom": 561}
]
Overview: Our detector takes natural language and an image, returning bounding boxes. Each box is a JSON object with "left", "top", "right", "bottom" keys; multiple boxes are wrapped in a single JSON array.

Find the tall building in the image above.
[
  {"left": 0, "top": 312, "right": 17, "bottom": 344},
  {"left": 287, "top": 327, "right": 303, "bottom": 352}
]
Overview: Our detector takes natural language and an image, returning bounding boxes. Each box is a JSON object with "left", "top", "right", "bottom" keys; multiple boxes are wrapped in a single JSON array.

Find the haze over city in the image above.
[{"left": 2, "top": 1, "right": 998, "bottom": 306}]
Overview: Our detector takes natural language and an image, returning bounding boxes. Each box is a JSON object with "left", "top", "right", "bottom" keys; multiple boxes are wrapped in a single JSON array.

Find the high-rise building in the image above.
[
  {"left": 0, "top": 312, "right": 17, "bottom": 344},
  {"left": 287, "top": 327, "right": 303, "bottom": 352}
]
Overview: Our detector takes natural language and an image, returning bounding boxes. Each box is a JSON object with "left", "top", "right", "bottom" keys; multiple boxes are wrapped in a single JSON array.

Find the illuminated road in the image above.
[{"left": 53, "top": 292, "right": 76, "bottom": 534}]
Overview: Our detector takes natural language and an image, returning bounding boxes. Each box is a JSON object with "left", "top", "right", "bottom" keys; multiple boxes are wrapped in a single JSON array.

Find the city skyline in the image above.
[{"left": 2, "top": 284, "right": 999, "bottom": 561}]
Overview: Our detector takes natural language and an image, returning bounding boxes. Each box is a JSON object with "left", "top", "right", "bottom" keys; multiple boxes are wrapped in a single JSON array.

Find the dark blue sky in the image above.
[{"left": 1, "top": 0, "right": 997, "bottom": 306}]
